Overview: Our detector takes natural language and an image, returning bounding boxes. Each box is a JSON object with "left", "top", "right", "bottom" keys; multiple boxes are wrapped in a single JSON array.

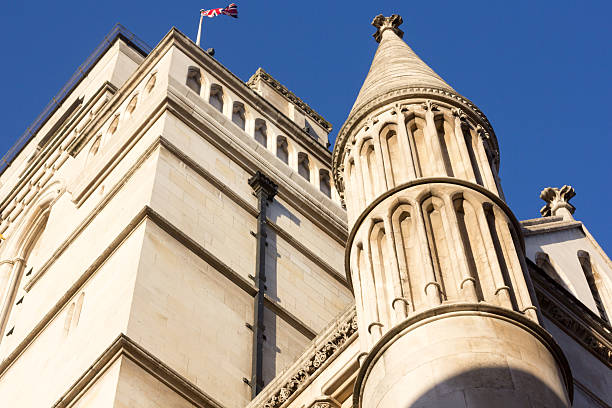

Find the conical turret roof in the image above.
[{"left": 349, "top": 14, "right": 455, "bottom": 117}]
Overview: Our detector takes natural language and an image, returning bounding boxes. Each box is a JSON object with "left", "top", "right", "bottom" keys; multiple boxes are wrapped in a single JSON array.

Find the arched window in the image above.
[
  {"left": 186, "top": 66, "right": 201, "bottom": 94},
  {"left": 1, "top": 207, "right": 51, "bottom": 338},
  {"left": 578, "top": 251, "right": 609, "bottom": 323},
  {"left": 298, "top": 152, "right": 310, "bottom": 181},
  {"left": 254, "top": 119, "right": 267, "bottom": 147},
  {"left": 145, "top": 73, "right": 156, "bottom": 94},
  {"left": 276, "top": 136, "right": 289, "bottom": 164},
  {"left": 232, "top": 102, "right": 246, "bottom": 130},
  {"left": 126, "top": 94, "right": 138, "bottom": 116},
  {"left": 319, "top": 170, "right": 331, "bottom": 197},
  {"left": 209, "top": 84, "right": 224, "bottom": 112}
]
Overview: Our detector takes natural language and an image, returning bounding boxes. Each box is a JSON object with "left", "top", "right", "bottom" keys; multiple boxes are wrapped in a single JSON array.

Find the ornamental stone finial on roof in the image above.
[
  {"left": 372, "top": 14, "right": 404, "bottom": 43},
  {"left": 540, "top": 185, "right": 576, "bottom": 219}
]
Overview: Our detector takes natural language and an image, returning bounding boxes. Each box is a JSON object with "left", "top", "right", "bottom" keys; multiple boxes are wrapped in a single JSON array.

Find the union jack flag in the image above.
[{"left": 201, "top": 3, "right": 238, "bottom": 18}]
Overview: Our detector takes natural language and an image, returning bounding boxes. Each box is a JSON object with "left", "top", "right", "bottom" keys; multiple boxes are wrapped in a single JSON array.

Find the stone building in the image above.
[{"left": 0, "top": 14, "right": 609, "bottom": 408}]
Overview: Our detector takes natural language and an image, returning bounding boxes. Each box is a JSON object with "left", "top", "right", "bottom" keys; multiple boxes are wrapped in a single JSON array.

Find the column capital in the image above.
[
  {"left": 248, "top": 171, "right": 277, "bottom": 201},
  {"left": 540, "top": 185, "right": 576, "bottom": 219},
  {"left": 372, "top": 14, "right": 404, "bottom": 43}
]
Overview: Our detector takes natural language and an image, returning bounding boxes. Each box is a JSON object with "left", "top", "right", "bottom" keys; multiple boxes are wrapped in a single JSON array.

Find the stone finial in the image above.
[
  {"left": 372, "top": 14, "right": 404, "bottom": 43},
  {"left": 540, "top": 185, "right": 576, "bottom": 219}
]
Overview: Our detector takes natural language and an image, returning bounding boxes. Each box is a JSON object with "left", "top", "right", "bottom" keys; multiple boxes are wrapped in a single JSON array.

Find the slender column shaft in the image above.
[
  {"left": 395, "top": 113, "right": 417, "bottom": 180},
  {"left": 475, "top": 127, "right": 499, "bottom": 195},
  {"left": 414, "top": 205, "right": 443, "bottom": 306},
  {"left": 476, "top": 208, "right": 513, "bottom": 309},
  {"left": 423, "top": 103, "right": 446, "bottom": 175},
  {"left": 444, "top": 196, "right": 479, "bottom": 303},
  {"left": 452, "top": 110, "right": 476, "bottom": 182}
]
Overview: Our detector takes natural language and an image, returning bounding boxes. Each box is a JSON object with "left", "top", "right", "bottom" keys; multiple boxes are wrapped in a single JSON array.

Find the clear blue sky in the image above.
[{"left": 1, "top": 1, "right": 611, "bottom": 252}]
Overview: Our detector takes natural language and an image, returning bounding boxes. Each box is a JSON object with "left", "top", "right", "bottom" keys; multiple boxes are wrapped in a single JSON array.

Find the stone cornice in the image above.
[
  {"left": 247, "top": 68, "right": 332, "bottom": 132},
  {"left": 529, "top": 259, "right": 612, "bottom": 368},
  {"left": 52, "top": 334, "right": 225, "bottom": 408},
  {"left": 521, "top": 216, "right": 583, "bottom": 236},
  {"left": 332, "top": 86, "right": 500, "bottom": 188},
  {"left": 247, "top": 306, "right": 357, "bottom": 408}
]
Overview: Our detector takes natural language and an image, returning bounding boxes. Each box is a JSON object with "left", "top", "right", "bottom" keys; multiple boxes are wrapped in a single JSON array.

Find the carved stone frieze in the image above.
[
  {"left": 262, "top": 314, "right": 358, "bottom": 408},
  {"left": 536, "top": 290, "right": 612, "bottom": 367}
]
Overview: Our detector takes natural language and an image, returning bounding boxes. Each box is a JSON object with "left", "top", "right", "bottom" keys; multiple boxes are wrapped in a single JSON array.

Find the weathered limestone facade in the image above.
[{"left": 0, "top": 15, "right": 610, "bottom": 408}]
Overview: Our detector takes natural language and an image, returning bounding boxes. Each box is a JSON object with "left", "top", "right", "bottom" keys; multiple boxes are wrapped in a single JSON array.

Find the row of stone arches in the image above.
[
  {"left": 344, "top": 104, "right": 502, "bottom": 220},
  {"left": 186, "top": 66, "right": 334, "bottom": 198},
  {"left": 350, "top": 185, "right": 533, "bottom": 347}
]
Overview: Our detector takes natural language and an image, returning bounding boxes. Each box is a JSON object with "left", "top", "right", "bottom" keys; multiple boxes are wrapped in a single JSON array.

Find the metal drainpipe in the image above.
[{"left": 247, "top": 171, "right": 277, "bottom": 398}]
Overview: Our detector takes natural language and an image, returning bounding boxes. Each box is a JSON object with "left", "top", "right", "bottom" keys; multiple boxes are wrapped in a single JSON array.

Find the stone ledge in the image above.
[{"left": 52, "top": 333, "right": 225, "bottom": 408}]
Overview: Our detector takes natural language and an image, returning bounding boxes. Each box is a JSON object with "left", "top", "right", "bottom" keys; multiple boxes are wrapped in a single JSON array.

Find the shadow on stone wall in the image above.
[{"left": 377, "top": 365, "right": 569, "bottom": 408}]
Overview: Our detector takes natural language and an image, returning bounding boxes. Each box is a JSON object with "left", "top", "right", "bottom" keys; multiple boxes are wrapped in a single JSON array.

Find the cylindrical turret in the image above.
[{"left": 333, "top": 14, "right": 572, "bottom": 408}]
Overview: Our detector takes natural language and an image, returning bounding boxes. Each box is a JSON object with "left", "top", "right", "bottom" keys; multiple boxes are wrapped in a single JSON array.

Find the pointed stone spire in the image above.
[{"left": 349, "top": 14, "right": 455, "bottom": 117}]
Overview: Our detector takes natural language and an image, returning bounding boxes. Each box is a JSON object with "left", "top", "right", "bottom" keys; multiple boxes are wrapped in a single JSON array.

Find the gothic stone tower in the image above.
[{"left": 332, "top": 15, "right": 573, "bottom": 407}]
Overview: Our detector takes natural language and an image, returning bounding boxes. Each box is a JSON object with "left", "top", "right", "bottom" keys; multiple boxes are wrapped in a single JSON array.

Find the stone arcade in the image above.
[{"left": 0, "top": 14, "right": 610, "bottom": 408}]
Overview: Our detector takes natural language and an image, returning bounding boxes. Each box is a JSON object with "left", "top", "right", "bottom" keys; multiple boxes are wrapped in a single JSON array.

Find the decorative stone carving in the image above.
[
  {"left": 540, "top": 185, "right": 576, "bottom": 219},
  {"left": 308, "top": 397, "right": 340, "bottom": 408},
  {"left": 262, "top": 314, "right": 358, "bottom": 408},
  {"left": 536, "top": 290, "right": 611, "bottom": 367},
  {"left": 372, "top": 14, "right": 404, "bottom": 43},
  {"left": 476, "top": 124, "right": 490, "bottom": 140},
  {"left": 422, "top": 100, "right": 439, "bottom": 112},
  {"left": 451, "top": 107, "right": 467, "bottom": 121}
]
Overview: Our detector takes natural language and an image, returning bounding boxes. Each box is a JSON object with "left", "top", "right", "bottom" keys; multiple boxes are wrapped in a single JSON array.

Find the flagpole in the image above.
[{"left": 196, "top": 12, "right": 204, "bottom": 47}]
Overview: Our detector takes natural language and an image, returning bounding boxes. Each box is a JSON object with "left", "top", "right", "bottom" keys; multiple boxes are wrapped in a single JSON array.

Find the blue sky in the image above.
[{"left": 1, "top": 1, "right": 611, "bottom": 252}]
